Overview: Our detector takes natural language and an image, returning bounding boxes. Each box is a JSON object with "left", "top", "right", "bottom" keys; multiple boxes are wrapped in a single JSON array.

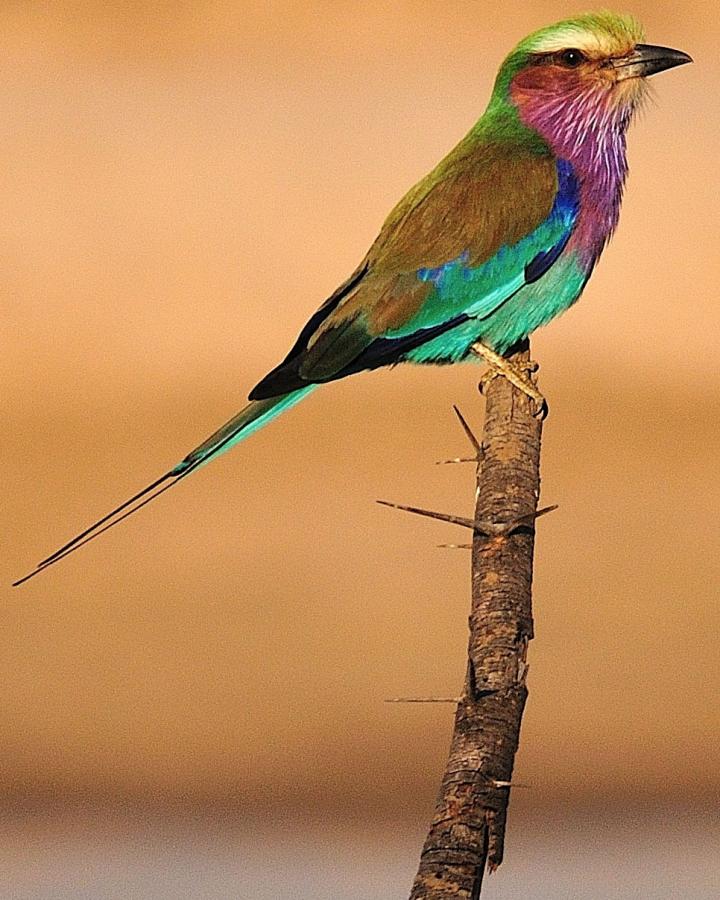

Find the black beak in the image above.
[{"left": 613, "top": 43, "right": 693, "bottom": 80}]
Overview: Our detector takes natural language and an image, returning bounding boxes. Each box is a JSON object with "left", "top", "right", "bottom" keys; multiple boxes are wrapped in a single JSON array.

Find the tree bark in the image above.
[{"left": 409, "top": 345, "right": 544, "bottom": 899}]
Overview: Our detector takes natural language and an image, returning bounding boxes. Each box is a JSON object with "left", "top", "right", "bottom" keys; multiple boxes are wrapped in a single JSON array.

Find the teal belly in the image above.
[{"left": 404, "top": 252, "right": 589, "bottom": 363}]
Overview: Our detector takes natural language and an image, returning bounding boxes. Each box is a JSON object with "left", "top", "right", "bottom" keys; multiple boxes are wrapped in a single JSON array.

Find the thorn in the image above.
[
  {"left": 497, "top": 504, "right": 558, "bottom": 536},
  {"left": 491, "top": 780, "right": 531, "bottom": 789},
  {"left": 377, "top": 500, "right": 557, "bottom": 537},
  {"left": 452, "top": 405, "right": 482, "bottom": 457},
  {"left": 437, "top": 543, "right": 472, "bottom": 550},
  {"left": 474, "top": 504, "right": 559, "bottom": 538},
  {"left": 376, "top": 500, "right": 477, "bottom": 530},
  {"left": 385, "top": 697, "right": 461, "bottom": 704},
  {"left": 435, "top": 457, "right": 476, "bottom": 465}
]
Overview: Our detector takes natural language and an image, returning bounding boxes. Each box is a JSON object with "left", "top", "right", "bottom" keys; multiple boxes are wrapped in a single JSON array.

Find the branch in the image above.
[{"left": 409, "top": 342, "right": 545, "bottom": 899}]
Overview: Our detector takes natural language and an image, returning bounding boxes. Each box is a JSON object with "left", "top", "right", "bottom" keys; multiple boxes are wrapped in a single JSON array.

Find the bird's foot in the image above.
[{"left": 471, "top": 342, "right": 547, "bottom": 419}]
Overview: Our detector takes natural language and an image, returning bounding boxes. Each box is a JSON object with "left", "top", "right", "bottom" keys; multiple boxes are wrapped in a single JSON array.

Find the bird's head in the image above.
[{"left": 488, "top": 12, "right": 691, "bottom": 158}]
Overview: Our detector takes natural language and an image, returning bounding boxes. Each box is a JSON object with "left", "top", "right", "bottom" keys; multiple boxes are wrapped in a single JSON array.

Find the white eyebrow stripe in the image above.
[{"left": 531, "top": 30, "right": 618, "bottom": 57}]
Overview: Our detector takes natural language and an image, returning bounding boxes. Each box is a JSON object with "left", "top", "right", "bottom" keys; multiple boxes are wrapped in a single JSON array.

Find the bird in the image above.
[{"left": 14, "top": 12, "right": 691, "bottom": 586}]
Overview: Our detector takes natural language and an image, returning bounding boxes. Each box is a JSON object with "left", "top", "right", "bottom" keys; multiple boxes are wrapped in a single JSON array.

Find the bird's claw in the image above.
[
  {"left": 472, "top": 344, "right": 547, "bottom": 419},
  {"left": 478, "top": 367, "right": 499, "bottom": 395},
  {"left": 530, "top": 395, "right": 549, "bottom": 420},
  {"left": 508, "top": 382, "right": 548, "bottom": 419},
  {"left": 479, "top": 358, "right": 539, "bottom": 390}
]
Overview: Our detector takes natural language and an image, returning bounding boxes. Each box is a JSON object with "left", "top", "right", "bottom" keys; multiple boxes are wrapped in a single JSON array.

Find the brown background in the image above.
[{"left": 3, "top": 2, "right": 718, "bottom": 897}]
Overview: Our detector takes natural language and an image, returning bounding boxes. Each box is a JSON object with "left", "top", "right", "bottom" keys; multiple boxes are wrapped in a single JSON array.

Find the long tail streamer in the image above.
[{"left": 13, "top": 387, "right": 315, "bottom": 586}]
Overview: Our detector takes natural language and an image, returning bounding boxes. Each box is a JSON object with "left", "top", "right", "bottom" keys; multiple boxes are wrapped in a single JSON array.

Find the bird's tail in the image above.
[{"left": 13, "top": 386, "right": 315, "bottom": 586}]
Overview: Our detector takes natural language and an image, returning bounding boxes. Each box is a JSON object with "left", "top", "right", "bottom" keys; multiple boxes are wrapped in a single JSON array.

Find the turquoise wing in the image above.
[{"left": 251, "top": 157, "right": 579, "bottom": 398}]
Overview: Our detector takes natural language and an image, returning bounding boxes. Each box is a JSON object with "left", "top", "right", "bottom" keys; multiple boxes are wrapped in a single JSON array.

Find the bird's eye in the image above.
[{"left": 558, "top": 49, "right": 586, "bottom": 68}]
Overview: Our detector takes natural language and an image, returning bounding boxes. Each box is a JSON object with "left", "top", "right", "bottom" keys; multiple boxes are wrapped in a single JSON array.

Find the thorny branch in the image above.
[{"left": 383, "top": 344, "right": 547, "bottom": 898}]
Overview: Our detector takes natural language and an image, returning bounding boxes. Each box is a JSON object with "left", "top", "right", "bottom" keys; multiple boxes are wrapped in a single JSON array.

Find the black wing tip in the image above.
[{"left": 249, "top": 366, "right": 308, "bottom": 401}]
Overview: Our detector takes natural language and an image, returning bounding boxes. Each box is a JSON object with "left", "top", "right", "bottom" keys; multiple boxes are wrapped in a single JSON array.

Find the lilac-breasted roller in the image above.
[{"left": 15, "top": 12, "right": 691, "bottom": 585}]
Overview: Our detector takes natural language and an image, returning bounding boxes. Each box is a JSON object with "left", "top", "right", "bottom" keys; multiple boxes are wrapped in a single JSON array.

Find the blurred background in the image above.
[{"left": 3, "top": 2, "right": 719, "bottom": 897}]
